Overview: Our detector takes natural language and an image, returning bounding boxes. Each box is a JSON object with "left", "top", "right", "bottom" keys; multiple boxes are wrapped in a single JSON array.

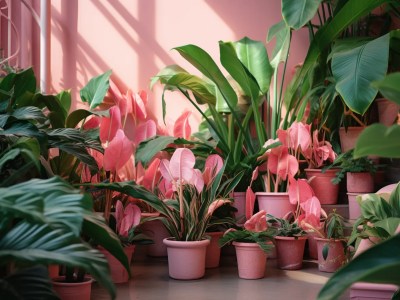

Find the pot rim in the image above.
[
  {"left": 52, "top": 276, "right": 93, "bottom": 286},
  {"left": 314, "top": 237, "right": 347, "bottom": 242},
  {"left": 163, "top": 237, "right": 210, "bottom": 248},
  {"left": 255, "top": 191, "right": 289, "bottom": 196},
  {"left": 232, "top": 241, "right": 263, "bottom": 248},
  {"left": 274, "top": 235, "right": 307, "bottom": 241}
]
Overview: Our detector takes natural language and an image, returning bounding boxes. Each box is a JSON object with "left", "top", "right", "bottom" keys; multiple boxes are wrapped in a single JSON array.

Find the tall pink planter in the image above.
[
  {"left": 339, "top": 127, "right": 364, "bottom": 153},
  {"left": 140, "top": 213, "right": 169, "bottom": 257},
  {"left": 274, "top": 236, "right": 307, "bottom": 270},
  {"left": 233, "top": 242, "right": 267, "bottom": 279},
  {"left": 205, "top": 232, "right": 224, "bottom": 268},
  {"left": 305, "top": 169, "right": 339, "bottom": 205},
  {"left": 256, "top": 192, "right": 296, "bottom": 219},
  {"left": 52, "top": 276, "right": 92, "bottom": 300},
  {"left": 99, "top": 245, "right": 135, "bottom": 283},
  {"left": 163, "top": 238, "right": 210, "bottom": 280},
  {"left": 315, "top": 238, "right": 346, "bottom": 272},
  {"left": 347, "top": 172, "right": 375, "bottom": 193}
]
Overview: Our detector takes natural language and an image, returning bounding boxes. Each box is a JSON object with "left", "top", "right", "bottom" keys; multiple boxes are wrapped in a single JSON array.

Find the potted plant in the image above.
[
  {"left": 310, "top": 210, "right": 348, "bottom": 273},
  {"left": 324, "top": 149, "right": 377, "bottom": 219},
  {"left": 267, "top": 215, "right": 307, "bottom": 270},
  {"left": 219, "top": 210, "right": 276, "bottom": 279}
]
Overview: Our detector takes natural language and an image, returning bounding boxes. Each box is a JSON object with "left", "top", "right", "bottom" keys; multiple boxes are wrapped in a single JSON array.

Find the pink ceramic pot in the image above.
[
  {"left": 376, "top": 98, "right": 400, "bottom": 126},
  {"left": 233, "top": 242, "right": 267, "bottom": 279},
  {"left": 266, "top": 241, "right": 277, "bottom": 259},
  {"left": 232, "top": 192, "right": 246, "bottom": 222},
  {"left": 205, "top": 232, "right": 224, "bottom": 268},
  {"left": 351, "top": 282, "right": 398, "bottom": 299},
  {"left": 255, "top": 192, "right": 296, "bottom": 219},
  {"left": 52, "top": 276, "right": 92, "bottom": 300},
  {"left": 347, "top": 172, "right": 375, "bottom": 193},
  {"left": 306, "top": 230, "right": 323, "bottom": 260},
  {"left": 274, "top": 236, "right": 307, "bottom": 270},
  {"left": 163, "top": 238, "right": 210, "bottom": 280},
  {"left": 140, "top": 213, "right": 169, "bottom": 257},
  {"left": 347, "top": 192, "right": 364, "bottom": 220},
  {"left": 99, "top": 245, "right": 135, "bottom": 283},
  {"left": 305, "top": 169, "right": 339, "bottom": 205},
  {"left": 339, "top": 126, "right": 364, "bottom": 153},
  {"left": 315, "top": 238, "right": 346, "bottom": 272}
]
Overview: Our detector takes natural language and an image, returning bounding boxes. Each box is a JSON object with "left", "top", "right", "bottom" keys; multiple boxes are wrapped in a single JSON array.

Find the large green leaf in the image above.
[
  {"left": 282, "top": 0, "right": 323, "bottom": 30},
  {"left": 0, "top": 266, "right": 59, "bottom": 300},
  {"left": 80, "top": 70, "right": 112, "bottom": 109},
  {"left": 56, "top": 90, "right": 71, "bottom": 118},
  {"left": 11, "top": 106, "right": 46, "bottom": 122},
  {"left": 332, "top": 34, "right": 390, "bottom": 115},
  {"left": 0, "top": 223, "right": 116, "bottom": 299},
  {"left": 233, "top": 37, "right": 273, "bottom": 94},
  {"left": 135, "top": 135, "right": 176, "bottom": 166},
  {"left": 33, "top": 94, "right": 67, "bottom": 129},
  {"left": 372, "top": 72, "right": 400, "bottom": 105},
  {"left": 317, "top": 234, "right": 400, "bottom": 300},
  {"left": 267, "top": 20, "right": 291, "bottom": 69},
  {"left": 285, "top": 0, "right": 391, "bottom": 113},
  {"left": 150, "top": 64, "right": 188, "bottom": 89},
  {"left": 173, "top": 44, "right": 238, "bottom": 113},
  {"left": 66, "top": 109, "right": 95, "bottom": 128},
  {"left": 354, "top": 124, "right": 400, "bottom": 158}
]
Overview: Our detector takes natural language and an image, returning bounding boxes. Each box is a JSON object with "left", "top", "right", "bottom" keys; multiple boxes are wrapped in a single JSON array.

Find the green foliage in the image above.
[
  {"left": 80, "top": 70, "right": 112, "bottom": 109},
  {"left": 0, "top": 177, "right": 130, "bottom": 299},
  {"left": 267, "top": 215, "right": 305, "bottom": 237},
  {"left": 218, "top": 228, "right": 276, "bottom": 253},
  {"left": 372, "top": 72, "right": 400, "bottom": 105},
  {"left": 324, "top": 149, "right": 377, "bottom": 184},
  {"left": 324, "top": 210, "right": 346, "bottom": 240},
  {"left": 282, "top": 0, "right": 323, "bottom": 30}
]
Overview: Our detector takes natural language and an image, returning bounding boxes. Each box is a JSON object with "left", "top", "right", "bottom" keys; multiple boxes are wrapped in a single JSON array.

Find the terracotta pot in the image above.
[
  {"left": 347, "top": 192, "right": 364, "bottom": 220},
  {"left": 315, "top": 238, "right": 346, "bottom": 272},
  {"left": 339, "top": 126, "right": 364, "bottom": 153},
  {"left": 305, "top": 169, "right": 339, "bottom": 205},
  {"left": 233, "top": 242, "right": 267, "bottom": 279},
  {"left": 274, "top": 236, "right": 307, "bottom": 270},
  {"left": 376, "top": 98, "right": 400, "bottom": 126},
  {"left": 48, "top": 265, "right": 60, "bottom": 278},
  {"left": 347, "top": 172, "right": 375, "bottom": 193},
  {"left": 140, "top": 213, "right": 169, "bottom": 257},
  {"left": 255, "top": 192, "right": 296, "bottom": 219},
  {"left": 232, "top": 192, "right": 246, "bottom": 222},
  {"left": 163, "top": 238, "right": 210, "bottom": 280},
  {"left": 205, "top": 231, "right": 224, "bottom": 268},
  {"left": 52, "top": 276, "right": 92, "bottom": 300},
  {"left": 99, "top": 245, "right": 135, "bottom": 283}
]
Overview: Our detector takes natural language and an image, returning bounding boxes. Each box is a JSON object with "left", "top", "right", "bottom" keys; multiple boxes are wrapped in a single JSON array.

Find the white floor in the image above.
[{"left": 91, "top": 246, "right": 350, "bottom": 300}]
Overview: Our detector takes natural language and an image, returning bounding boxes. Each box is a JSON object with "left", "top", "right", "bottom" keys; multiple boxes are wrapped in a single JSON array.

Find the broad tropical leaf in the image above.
[
  {"left": 354, "top": 124, "right": 400, "bottom": 158},
  {"left": 282, "top": 0, "right": 323, "bottom": 30},
  {"left": 332, "top": 34, "right": 390, "bottom": 115},
  {"left": 135, "top": 135, "right": 176, "bottom": 166},
  {"left": 80, "top": 70, "right": 112, "bottom": 109},
  {"left": 317, "top": 234, "right": 400, "bottom": 300}
]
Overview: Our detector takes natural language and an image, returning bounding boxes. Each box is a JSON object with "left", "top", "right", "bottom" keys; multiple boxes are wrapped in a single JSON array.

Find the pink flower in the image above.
[
  {"left": 267, "top": 146, "right": 299, "bottom": 181},
  {"left": 244, "top": 210, "right": 268, "bottom": 232},
  {"left": 288, "top": 121, "right": 312, "bottom": 153},
  {"left": 207, "top": 199, "right": 232, "bottom": 216},
  {"left": 115, "top": 201, "right": 141, "bottom": 237},
  {"left": 288, "top": 177, "right": 315, "bottom": 205},
  {"left": 203, "top": 154, "right": 224, "bottom": 186},
  {"left": 245, "top": 187, "right": 256, "bottom": 220}
]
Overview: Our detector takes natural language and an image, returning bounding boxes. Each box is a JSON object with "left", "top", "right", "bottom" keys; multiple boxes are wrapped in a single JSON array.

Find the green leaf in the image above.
[
  {"left": 282, "top": 0, "right": 323, "bottom": 30},
  {"left": 57, "top": 90, "right": 71, "bottom": 116},
  {"left": 150, "top": 64, "right": 188, "bottom": 89},
  {"left": 332, "top": 34, "right": 390, "bottom": 115},
  {"left": 372, "top": 72, "right": 400, "bottom": 105},
  {"left": 173, "top": 44, "right": 238, "bottom": 113},
  {"left": 374, "top": 218, "right": 400, "bottom": 236},
  {"left": 317, "top": 234, "right": 400, "bottom": 300},
  {"left": 233, "top": 37, "right": 273, "bottom": 94},
  {"left": 11, "top": 106, "right": 46, "bottom": 122},
  {"left": 354, "top": 124, "right": 400, "bottom": 158},
  {"left": 135, "top": 136, "right": 176, "bottom": 166},
  {"left": 66, "top": 109, "right": 94, "bottom": 128},
  {"left": 267, "top": 20, "right": 291, "bottom": 69},
  {"left": 322, "top": 243, "right": 329, "bottom": 260},
  {"left": 33, "top": 94, "right": 67, "bottom": 128},
  {"left": 80, "top": 70, "right": 112, "bottom": 109},
  {"left": 1, "top": 120, "right": 42, "bottom": 137}
]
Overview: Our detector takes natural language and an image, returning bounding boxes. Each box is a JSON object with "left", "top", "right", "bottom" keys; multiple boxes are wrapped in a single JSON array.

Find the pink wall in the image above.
[{"left": 4, "top": 0, "right": 309, "bottom": 127}]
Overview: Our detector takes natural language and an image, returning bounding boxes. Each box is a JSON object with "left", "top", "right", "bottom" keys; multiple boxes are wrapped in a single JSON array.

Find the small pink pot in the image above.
[
  {"left": 339, "top": 126, "right": 364, "bottom": 153},
  {"left": 274, "top": 236, "right": 307, "bottom": 270},
  {"left": 305, "top": 169, "right": 339, "bottom": 205},
  {"left": 347, "top": 172, "right": 375, "bottom": 193},
  {"left": 205, "top": 232, "right": 224, "bottom": 268},
  {"left": 163, "top": 238, "right": 210, "bottom": 280},
  {"left": 99, "top": 245, "right": 135, "bottom": 283},
  {"left": 376, "top": 97, "right": 400, "bottom": 126},
  {"left": 347, "top": 192, "right": 364, "bottom": 220},
  {"left": 52, "top": 276, "right": 92, "bottom": 300},
  {"left": 315, "top": 238, "right": 346, "bottom": 272},
  {"left": 233, "top": 242, "right": 267, "bottom": 279},
  {"left": 306, "top": 230, "right": 323, "bottom": 260},
  {"left": 255, "top": 192, "right": 296, "bottom": 219},
  {"left": 351, "top": 282, "right": 398, "bottom": 299}
]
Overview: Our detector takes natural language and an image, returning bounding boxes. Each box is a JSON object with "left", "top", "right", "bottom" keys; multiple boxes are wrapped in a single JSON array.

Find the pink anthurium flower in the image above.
[
  {"left": 129, "top": 90, "right": 147, "bottom": 121},
  {"left": 288, "top": 177, "right": 315, "bottom": 205},
  {"left": 268, "top": 146, "right": 299, "bottom": 181},
  {"left": 244, "top": 210, "right": 268, "bottom": 232},
  {"left": 245, "top": 187, "right": 256, "bottom": 220},
  {"left": 207, "top": 198, "right": 232, "bottom": 216},
  {"left": 108, "top": 80, "right": 125, "bottom": 105},
  {"left": 142, "top": 158, "right": 161, "bottom": 191},
  {"left": 115, "top": 200, "right": 141, "bottom": 237},
  {"left": 83, "top": 116, "right": 101, "bottom": 130},
  {"left": 203, "top": 154, "right": 223, "bottom": 186},
  {"left": 100, "top": 106, "right": 122, "bottom": 143},
  {"left": 173, "top": 110, "right": 192, "bottom": 140},
  {"left": 103, "top": 129, "right": 133, "bottom": 171},
  {"left": 288, "top": 121, "right": 312, "bottom": 152},
  {"left": 133, "top": 119, "right": 157, "bottom": 145}
]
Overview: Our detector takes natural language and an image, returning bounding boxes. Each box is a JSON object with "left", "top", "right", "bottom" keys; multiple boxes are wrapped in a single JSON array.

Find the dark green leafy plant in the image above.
[
  {"left": 324, "top": 149, "right": 377, "bottom": 184},
  {"left": 218, "top": 229, "right": 276, "bottom": 253},
  {"left": 267, "top": 215, "right": 305, "bottom": 237},
  {"left": 0, "top": 176, "right": 129, "bottom": 299}
]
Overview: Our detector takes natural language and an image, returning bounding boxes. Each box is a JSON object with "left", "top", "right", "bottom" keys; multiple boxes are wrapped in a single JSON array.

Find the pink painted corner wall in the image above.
[{"left": 4, "top": 0, "right": 309, "bottom": 127}]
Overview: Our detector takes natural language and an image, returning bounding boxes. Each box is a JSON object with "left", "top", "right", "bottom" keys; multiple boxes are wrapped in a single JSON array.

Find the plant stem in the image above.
[{"left": 178, "top": 184, "right": 184, "bottom": 240}]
